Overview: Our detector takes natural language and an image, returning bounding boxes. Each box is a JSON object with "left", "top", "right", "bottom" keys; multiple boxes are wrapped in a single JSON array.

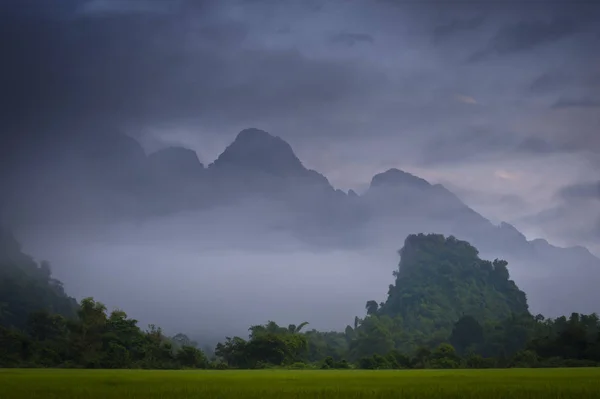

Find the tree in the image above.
[
  {"left": 72, "top": 297, "right": 108, "bottom": 367},
  {"left": 176, "top": 346, "right": 208, "bottom": 368},
  {"left": 413, "top": 346, "right": 431, "bottom": 368},
  {"left": 172, "top": 333, "right": 197, "bottom": 349},
  {"left": 430, "top": 343, "right": 460, "bottom": 369},
  {"left": 365, "top": 300, "right": 379, "bottom": 316},
  {"left": 287, "top": 322, "right": 309, "bottom": 334},
  {"left": 215, "top": 337, "right": 249, "bottom": 368},
  {"left": 449, "top": 315, "right": 484, "bottom": 354},
  {"left": 350, "top": 316, "right": 394, "bottom": 359}
]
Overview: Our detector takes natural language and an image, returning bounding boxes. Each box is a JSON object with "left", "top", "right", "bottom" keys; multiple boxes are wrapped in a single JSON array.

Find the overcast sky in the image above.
[{"left": 2, "top": 0, "right": 599, "bottom": 255}]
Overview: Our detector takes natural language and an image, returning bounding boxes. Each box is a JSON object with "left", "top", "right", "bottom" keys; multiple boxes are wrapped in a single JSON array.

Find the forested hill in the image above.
[
  {"left": 1, "top": 231, "right": 600, "bottom": 369},
  {"left": 372, "top": 234, "right": 530, "bottom": 333},
  {"left": 0, "top": 229, "right": 77, "bottom": 329}
]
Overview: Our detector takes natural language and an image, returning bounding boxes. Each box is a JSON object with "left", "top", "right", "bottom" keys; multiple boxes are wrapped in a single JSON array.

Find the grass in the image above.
[{"left": 1, "top": 368, "right": 600, "bottom": 398}]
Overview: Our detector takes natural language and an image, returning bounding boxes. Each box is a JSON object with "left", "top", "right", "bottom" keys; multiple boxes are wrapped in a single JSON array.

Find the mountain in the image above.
[
  {"left": 361, "top": 169, "right": 600, "bottom": 316},
  {"left": 356, "top": 233, "right": 533, "bottom": 355},
  {"left": 3, "top": 127, "right": 600, "bottom": 316},
  {"left": 0, "top": 228, "right": 77, "bottom": 329},
  {"left": 378, "top": 234, "right": 530, "bottom": 331},
  {"left": 208, "top": 128, "right": 334, "bottom": 199},
  {"left": 211, "top": 128, "right": 308, "bottom": 178},
  {"left": 148, "top": 146, "right": 204, "bottom": 178}
]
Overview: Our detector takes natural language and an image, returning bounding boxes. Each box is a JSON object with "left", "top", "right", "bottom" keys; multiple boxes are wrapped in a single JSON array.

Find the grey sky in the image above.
[{"left": 2, "top": 0, "right": 600, "bottom": 331}]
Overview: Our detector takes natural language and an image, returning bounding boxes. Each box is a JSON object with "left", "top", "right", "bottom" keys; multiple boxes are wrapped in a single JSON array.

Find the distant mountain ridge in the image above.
[{"left": 3, "top": 127, "right": 600, "bottom": 317}]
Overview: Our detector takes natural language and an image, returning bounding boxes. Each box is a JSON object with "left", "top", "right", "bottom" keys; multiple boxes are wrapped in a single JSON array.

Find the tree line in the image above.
[
  {"left": 1, "top": 230, "right": 599, "bottom": 369},
  {"left": 2, "top": 303, "right": 599, "bottom": 369}
]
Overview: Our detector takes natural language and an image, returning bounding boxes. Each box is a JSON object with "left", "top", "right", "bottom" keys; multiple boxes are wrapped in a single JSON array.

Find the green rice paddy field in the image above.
[{"left": 1, "top": 368, "right": 599, "bottom": 398}]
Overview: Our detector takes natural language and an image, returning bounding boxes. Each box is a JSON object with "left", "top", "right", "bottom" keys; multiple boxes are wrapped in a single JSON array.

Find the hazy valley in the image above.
[{"left": 3, "top": 127, "right": 599, "bottom": 338}]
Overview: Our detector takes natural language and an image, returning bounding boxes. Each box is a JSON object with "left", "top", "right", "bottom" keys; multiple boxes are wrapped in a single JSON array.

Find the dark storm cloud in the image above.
[
  {"left": 330, "top": 32, "right": 374, "bottom": 46},
  {"left": 524, "top": 181, "right": 600, "bottom": 256},
  {"left": 559, "top": 182, "right": 600, "bottom": 201},
  {"left": 469, "top": 18, "right": 578, "bottom": 62},
  {"left": 467, "top": 0, "right": 600, "bottom": 63},
  {"left": 419, "top": 129, "right": 574, "bottom": 166},
  {"left": 516, "top": 137, "right": 576, "bottom": 155},
  {"left": 530, "top": 72, "right": 571, "bottom": 94},
  {"left": 78, "top": 0, "right": 183, "bottom": 15},
  {"left": 552, "top": 97, "right": 600, "bottom": 109},
  {"left": 0, "top": 0, "right": 385, "bottom": 138},
  {"left": 530, "top": 68, "right": 600, "bottom": 94},
  {"left": 418, "top": 127, "right": 514, "bottom": 166},
  {"left": 1, "top": 0, "right": 598, "bottom": 232},
  {"left": 433, "top": 15, "right": 485, "bottom": 42}
]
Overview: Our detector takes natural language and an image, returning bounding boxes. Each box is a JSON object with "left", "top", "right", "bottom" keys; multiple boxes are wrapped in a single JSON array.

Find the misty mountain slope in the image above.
[
  {"left": 206, "top": 128, "right": 366, "bottom": 246},
  {"left": 4, "top": 127, "right": 600, "bottom": 318},
  {"left": 361, "top": 169, "right": 600, "bottom": 316},
  {"left": 0, "top": 229, "right": 77, "bottom": 329},
  {"left": 148, "top": 146, "right": 205, "bottom": 177},
  {"left": 207, "top": 128, "right": 334, "bottom": 197},
  {"left": 364, "top": 168, "right": 493, "bottom": 236}
]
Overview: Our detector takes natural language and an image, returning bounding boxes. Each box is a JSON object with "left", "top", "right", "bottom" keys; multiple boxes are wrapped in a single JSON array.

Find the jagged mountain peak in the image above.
[
  {"left": 235, "top": 127, "right": 279, "bottom": 142},
  {"left": 369, "top": 168, "right": 431, "bottom": 190},
  {"left": 209, "top": 128, "right": 305, "bottom": 177}
]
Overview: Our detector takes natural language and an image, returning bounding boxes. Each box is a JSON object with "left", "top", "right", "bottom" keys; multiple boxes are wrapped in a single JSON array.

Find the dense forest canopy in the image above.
[
  {"left": 376, "top": 234, "right": 529, "bottom": 338},
  {"left": 1, "top": 230, "right": 599, "bottom": 369}
]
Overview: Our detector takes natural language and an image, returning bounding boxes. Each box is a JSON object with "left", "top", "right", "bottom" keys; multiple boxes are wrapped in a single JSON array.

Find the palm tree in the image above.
[{"left": 288, "top": 322, "right": 309, "bottom": 334}]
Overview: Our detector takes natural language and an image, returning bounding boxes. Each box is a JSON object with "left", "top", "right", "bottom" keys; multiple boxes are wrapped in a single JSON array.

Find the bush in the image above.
[
  {"left": 210, "top": 361, "right": 229, "bottom": 370},
  {"left": 358, "top": 354, "right": 391, "bottom": 370},
  {"left": 289, "top": 362, "right": 311, "bottom": 369}
]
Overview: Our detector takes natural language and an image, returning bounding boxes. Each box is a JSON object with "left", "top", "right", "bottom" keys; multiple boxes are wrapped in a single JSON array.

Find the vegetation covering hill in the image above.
[
  {"left": 0, "top": 229, "right": 77, "bottom": 329},
  {"left": 1, "top": 231, "right": 599, "bottom": 369},
  {"left": 377, "top": 234, "right": 530, "bottom": 332}
]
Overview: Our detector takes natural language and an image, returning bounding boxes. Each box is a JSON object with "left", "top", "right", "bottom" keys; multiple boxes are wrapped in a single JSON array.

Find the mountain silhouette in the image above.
[{"left": 3, "top": 127, "right": 600, "bottom": 317}]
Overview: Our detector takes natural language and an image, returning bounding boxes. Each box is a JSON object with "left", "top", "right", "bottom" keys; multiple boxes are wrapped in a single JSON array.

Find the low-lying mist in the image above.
[
  {"left": 16, "top": 204, "right": 397, "bottom": 340},
  {"left": 14, "top": 196, "right": 600, "bottom": 343}
]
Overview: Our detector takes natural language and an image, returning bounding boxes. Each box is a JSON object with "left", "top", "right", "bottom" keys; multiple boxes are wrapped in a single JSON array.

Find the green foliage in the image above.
[
  {"left": 449, "top": 315, "right": 484, "bottom": 354},
  {"left": 380, "top": 234, "right": 530, "bottom": 336},
  {"left": 1, "top": 230, "right": 599, "bottom": 371},
  {"left": 215, "top": 321, "right": 308, "bottom": 368},
  {"left": 0, "top": 230, "right": 77, "bottom": 330},
  {"left": 320, "top": 356, "right": 350, "bottom": 369},
  {"left": 0, "top": 295, "right": 209, "bottom": 369}
]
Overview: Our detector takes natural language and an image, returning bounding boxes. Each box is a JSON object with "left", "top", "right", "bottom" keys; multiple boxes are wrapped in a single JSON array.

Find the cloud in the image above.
[
  {"left": 559, "top": 181, "right": 600, "bottom": 200},
  {"left": 495, "top": 170, "right": 520, "bottom": 181},
  {"left": 78, "top": 0, "right": 180, "bottom": 15},
  {"left": 519, "top": 181, "right": 600, "bottom": 256},
  {"left": 529, "top": 72, "right": 571, "bottom": 93},
  {"left": 0, "top": 1, "right": 387, "bottom": 140},
  {"left": 455, "top": 94, "right": 477, "bottom": 105},
  {"left": 433, "top": 15, "right": 485, "bottom": 42},
  {"left": 516, "top": 137, "right": 575, "bottom": 155},
  {"left": 330, "top": 32, "right": 374, "bottom": 46},
  {"left": 418, "top": 127, "right": 544, "bottom": 167},
  {"left": 2, "top": 0, "right": 600, "bottom": 267},
  {"left": 468, "top": 13, "right": 591, "bottom": 62},
  {"left": 552, "top": 97, "right": 600, "bottom": 109}
]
